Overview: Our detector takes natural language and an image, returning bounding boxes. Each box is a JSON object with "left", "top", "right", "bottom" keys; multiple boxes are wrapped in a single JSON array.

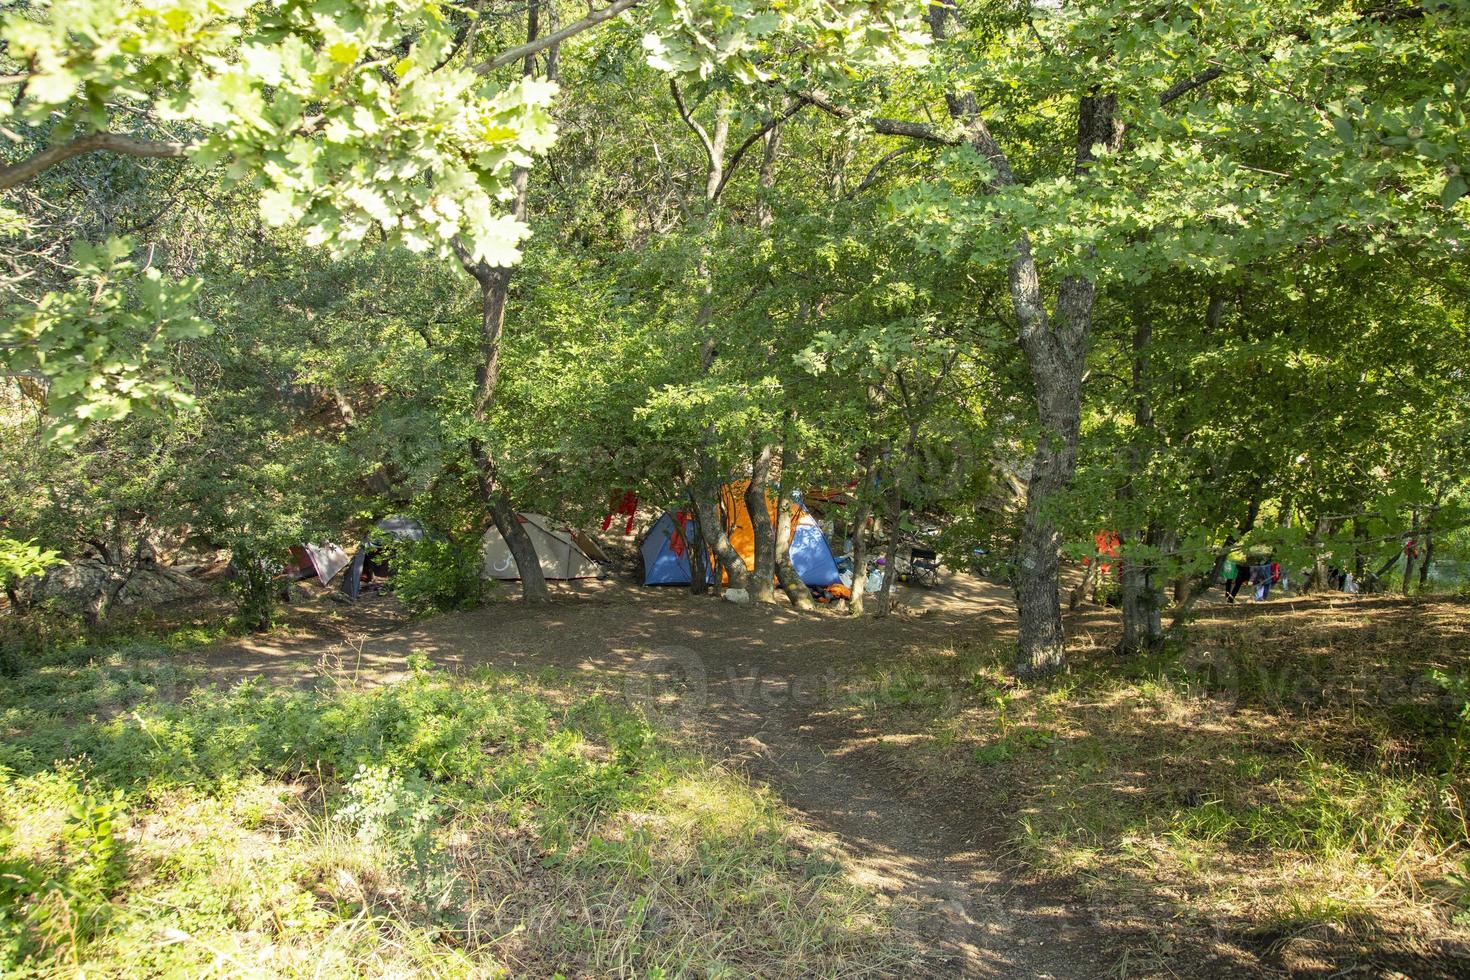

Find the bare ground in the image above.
[{"left": 182, "top": 576, "right": 1230, "bottom": 977}]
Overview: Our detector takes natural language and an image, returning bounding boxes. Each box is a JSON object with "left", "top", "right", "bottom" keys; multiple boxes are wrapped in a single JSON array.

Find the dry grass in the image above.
[{"left": 831, "top": 595, "right": 1470, "bottom": 976}]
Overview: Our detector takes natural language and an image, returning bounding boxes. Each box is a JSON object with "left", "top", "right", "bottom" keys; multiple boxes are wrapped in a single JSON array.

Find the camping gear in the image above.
[
  {"left": 906, "top": 547, "right": 940, "bottom": 587},
  {"left": 342, "top": 516, "right": 429, "bottom": 600},
  {"left": 640, "top": 510, "right": 713, "bottom": 586},
  {"left": 717, "top": 483, "right": 842, "bottom": 588},
  {"left": 374, "top": 516, "right": 426, "bottom": 542},
  {"left": 481, "top": 514, "right": 608, "bottom": 581},
  {"left": 286, "top": 543, "right": 351, "bottom": 586},
  {"left": 640, "top": 488, "right": 843, "bottom": 590}
]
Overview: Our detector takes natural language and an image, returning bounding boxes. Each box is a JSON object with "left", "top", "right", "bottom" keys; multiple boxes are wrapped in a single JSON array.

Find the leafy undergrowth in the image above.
[
  {"left": 1, "top": 639, "right": 917, "bottom": 978},
  {"left": 835, "top": 595, "right": 1470, "bottom": 976}
]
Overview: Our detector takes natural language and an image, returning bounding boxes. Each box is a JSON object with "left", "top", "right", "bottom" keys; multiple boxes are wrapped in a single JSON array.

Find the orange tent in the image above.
[{"left": 715, "top": 482, "right": 844, "bottom": 590}]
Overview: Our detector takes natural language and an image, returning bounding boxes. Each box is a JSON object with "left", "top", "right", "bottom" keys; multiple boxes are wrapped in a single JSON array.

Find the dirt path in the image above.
[{"left": 195, "top": 576, "right": 1122, "bottom": 977}]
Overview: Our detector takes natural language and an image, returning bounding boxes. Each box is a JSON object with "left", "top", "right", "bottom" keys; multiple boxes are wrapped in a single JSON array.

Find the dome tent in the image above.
[{"left": 481, "top": 513, "right": 608, "bottom": 581}]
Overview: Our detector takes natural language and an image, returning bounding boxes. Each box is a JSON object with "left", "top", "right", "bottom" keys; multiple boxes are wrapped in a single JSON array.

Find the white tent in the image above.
[{"left": 481, "top": 514, "right": 608, "bottom": 581}]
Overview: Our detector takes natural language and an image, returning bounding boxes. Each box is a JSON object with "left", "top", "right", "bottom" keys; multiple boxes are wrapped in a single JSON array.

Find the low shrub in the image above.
[{"left": 385, "top": 535, "right": 488, "bottom": 616}]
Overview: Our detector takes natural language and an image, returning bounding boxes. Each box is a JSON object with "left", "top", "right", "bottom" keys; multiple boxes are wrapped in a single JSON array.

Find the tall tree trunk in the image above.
[
  {"left": 774, "top": 416, "right": 815, "bottom": 610},
  {"left": 684, "top": 485, "right": 710, "bottom": 596},
  {"left": 848, "top": 447, "right": 881, "bottom": 617},
  {"left": 1118, "top": 303, "right": 1164, "bottom": 655},
  {"left": 875, "top": 459, "right": 902, "bottom": 618},
  {"left": 454, "top": 2, "right": 551, "bottom": 602},
  {"left": 1420, "top": 490, "right": 1442, "bottom": 589},
  {"left": 931, "top": 7, "right": 1120, "bottom": 676},
  {"left": 1403, "top": 507, "right": 1420, "bottom": 594},
  {"left": 746, "top": 442, "right": 778, "bottom": 603},
  {"left": 1069, "top": 557, "right": 1100, "bottom": 610}
]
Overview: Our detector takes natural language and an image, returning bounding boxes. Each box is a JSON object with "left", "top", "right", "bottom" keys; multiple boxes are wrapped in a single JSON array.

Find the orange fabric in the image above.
[{"left": 717, "top": 481, "right": 805, "bottom": 583}]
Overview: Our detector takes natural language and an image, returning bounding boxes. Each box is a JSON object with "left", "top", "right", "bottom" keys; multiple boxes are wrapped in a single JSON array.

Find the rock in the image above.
[
  {"left": 17, "top": 557, "right": 207, "bottom": 619},
  {"left": 723, "top": 588, "right": 751, "bottom": 605},
  {"left": 115, "top": 564, "right": 209, "bottom": 607}
]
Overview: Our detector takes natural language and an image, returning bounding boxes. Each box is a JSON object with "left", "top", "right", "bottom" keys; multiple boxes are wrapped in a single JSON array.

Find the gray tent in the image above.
[
  {"left": 481, "top": 514, "right": 607, "bottom": 581},
  {"left": 341, "top": 516, "right": 428, "bottom": 600},
  {"left": 288, "top": 543, "right": 351, "bottom": 586}
]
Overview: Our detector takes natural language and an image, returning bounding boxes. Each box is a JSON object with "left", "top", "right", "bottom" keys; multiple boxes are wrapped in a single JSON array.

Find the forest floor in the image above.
[{"left": 181, "top": 574, "right": 1470, "bottom": 978}]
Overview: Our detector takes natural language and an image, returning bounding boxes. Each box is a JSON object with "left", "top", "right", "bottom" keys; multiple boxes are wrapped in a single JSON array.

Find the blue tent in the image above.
[
  {"left": 641, "top": 511, "right": 710, "bottom": 586},
  {"left": 786, "top": 498, "right": 842, "bottom": 587},
  {"left": 641, "top": 499, "right": 842, "bottom": 590}
]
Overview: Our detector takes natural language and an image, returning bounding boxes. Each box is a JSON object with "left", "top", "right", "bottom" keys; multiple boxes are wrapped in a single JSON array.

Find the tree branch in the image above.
[
  {"left": 797, "top": 90, "right": 962, "bottom": 146},
  {"left": 670, "top": 79, "right": 718, "bottom": 174},
  {"left": 0, "top": 131, "right": 189, "bottom": 191},
  {"left": 1159, "top": 64, "right": 1225, "bottom": 106},
  {"left": 845, "top": 145, "right": 917, "bottom": 199},
  {"left": 474, "top": 0, "right": 641, "bottom": 74},
  {"left": 710, "top": 99, "right": 805, "bottom": 203}
]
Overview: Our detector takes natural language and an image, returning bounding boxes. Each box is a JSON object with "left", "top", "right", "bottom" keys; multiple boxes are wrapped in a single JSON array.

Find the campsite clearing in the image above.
[{"left": 161, "top": 577, "right": 1470, "bottom": 977}]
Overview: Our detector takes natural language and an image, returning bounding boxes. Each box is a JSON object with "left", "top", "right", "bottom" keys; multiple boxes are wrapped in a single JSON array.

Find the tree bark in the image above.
[
  {"left": 454, "top": 1, "right": 551, "bottom": 602},
  {"left": 848, "top": 447, "right": 882, "bottom": 617},
  {"left": 1311, "top": 515, "right": 1332, "bottom": 592},
  {"left": 745, "top": 442, "right": 778, "bottom": 603},
  {"left": 1420, "top": 490, "right": 1442, "bottom": 589},
  {"left": 1069, "top": 557, "right": 1100, "bottom": 610},
  {"left": 1117, "top": 304, "right": 1165, "bottom": 655},
  {"left": 875, "top": 462, "right": 902, "bottom": 618},
  {"left": 774, "top": 418, "right": 815, "bottom": 610},
  {"left": 1403, "top": 507, "right": 1420, "bottom": 594},
  {"left": 926, "top": 4, "right": 1121, "bottom": 678},
  {"left": 691, "top": 476, "right": 749, "bottom": 593},
  {"left": 684, "top": 486, "right": 710, "bottom": 596}
]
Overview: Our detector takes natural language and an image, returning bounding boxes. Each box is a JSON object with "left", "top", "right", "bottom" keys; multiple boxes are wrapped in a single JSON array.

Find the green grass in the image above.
[{"left": 1, "top": 638, "right": 917, "bottom": 977}]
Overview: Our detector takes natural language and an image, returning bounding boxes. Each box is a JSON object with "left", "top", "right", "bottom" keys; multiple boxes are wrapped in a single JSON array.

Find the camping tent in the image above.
[
  {"left": 640, "top": 510, "right": 712, "bottom": 586},
  {"left": 640, "top": 488, "right": 842, "bottom": 589},
  {"left": 341, "top": 516, "right": 428, "bottom": 600},
  {"left": 286, "top": 543, "right": 351, "bottom": 586},
  {"left": 718, "top": 483, "right": 843, "bottom": 588},
  {"left": 481, "top": 514, "right": 608, "bottom": 581}
]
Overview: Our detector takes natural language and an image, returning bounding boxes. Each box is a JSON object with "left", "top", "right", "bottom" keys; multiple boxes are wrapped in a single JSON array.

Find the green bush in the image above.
[{"left": 386, "top": 536, "right": 487, "bottom": 616}]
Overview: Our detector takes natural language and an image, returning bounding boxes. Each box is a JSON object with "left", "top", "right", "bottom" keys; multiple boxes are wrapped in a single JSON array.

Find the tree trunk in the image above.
[
  {"left": 848, "top": 448, "right": 881, "bottom": 617},
  {"left": 875, "top": 453, "right": 902, "bottom": 618},
  {"left": 1069, "top": 557, "right": 1100, "bottom": 610},
  {"left": 1420, "top": 491, "right": 1442, "bottom": 589},
  {"left": 745, "top": 442, "right": 778, "bottom": 603},
  {"left": 1117, "top": 303, "right": 1165, "bottom": 655},
  {"left": 1403, "top": 508, "right": 1420, "bottom": 594},
  {"left": 691, "top": 476, "right": 749, "bottom": 593},
  {"left": 487, "top": 493, "right": 546, "bottom": 597},
  {"left": 774, "top": 418, "right": 815, "bottom": 610},
  {"left": 1118, "top": 553, "right": 1163, "bottom": 655},
  {"left": 1010, "top": 257, "right": 1092, "bottom": 677},
  {"left": 684, "top": 486, "right": 710, "bottom": 596},
  {"left": 1311, "top": 515, "right": 1332, "bottom": 593},
  {"left": 453, "top": 3, "right": 551, "bottom": 603}
]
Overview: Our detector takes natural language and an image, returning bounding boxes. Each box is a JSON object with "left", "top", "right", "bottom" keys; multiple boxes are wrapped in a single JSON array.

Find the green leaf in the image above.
[{"left": 1441, "top": 175, "right": 1467, "bottom": 208}]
